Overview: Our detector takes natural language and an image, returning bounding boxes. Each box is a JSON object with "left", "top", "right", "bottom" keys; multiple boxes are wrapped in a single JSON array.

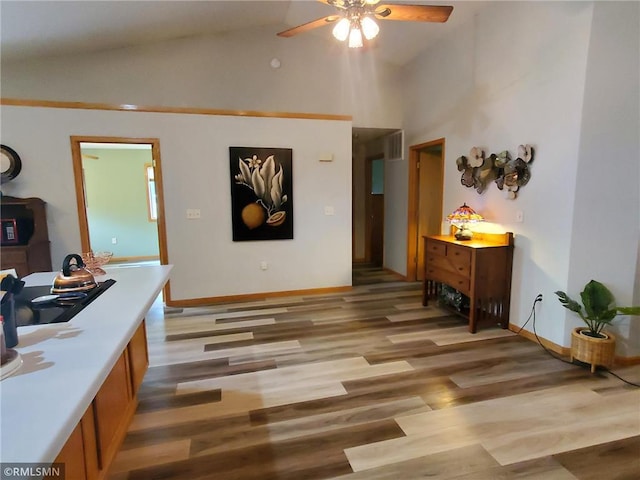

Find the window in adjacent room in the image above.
[{"left": 145, "top": 163, "right": 158, "bottom": 221}]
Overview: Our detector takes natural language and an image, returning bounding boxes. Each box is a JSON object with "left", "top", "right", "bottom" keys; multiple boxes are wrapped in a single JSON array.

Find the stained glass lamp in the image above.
[{"left": 446, "top": 203, "right": 484, "bottom": 240}]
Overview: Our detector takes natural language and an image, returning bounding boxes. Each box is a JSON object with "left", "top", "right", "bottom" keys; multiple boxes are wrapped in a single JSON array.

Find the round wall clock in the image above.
[{"left": 1, "top": 145, "right": 22, "bottom": 183}]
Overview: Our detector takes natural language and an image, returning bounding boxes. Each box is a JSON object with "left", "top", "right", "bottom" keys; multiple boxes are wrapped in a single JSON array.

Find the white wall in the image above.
[
  {"left": 1, "top": 24, "right": 403, "bottom": 129},
  {"left": 567, "top": 1, "right": 640, "bottom": 356},
  {"left": 0, "top": 106, "right": 352, "bottom": 302},
  {"left": 389, "top": 1, "right": 639, "bottom": 352}
]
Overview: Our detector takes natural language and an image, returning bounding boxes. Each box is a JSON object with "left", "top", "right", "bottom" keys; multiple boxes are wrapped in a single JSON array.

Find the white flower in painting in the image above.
[
  {"left": 237, "top": 158, "right": 252, "bottom": 184},
  {"left": 235, "top": 153, "right": 288, "bottom": 216},
  {"left": 245, "top": 155, "right": 262, "bottom": 169}
]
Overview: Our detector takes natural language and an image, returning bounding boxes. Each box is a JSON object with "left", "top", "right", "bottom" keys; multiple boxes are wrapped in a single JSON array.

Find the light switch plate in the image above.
[
  {"left": 324, "top": 206, "right": 335, "bottom": 216},
  {"left": 187, "top": 209, "right": 201, "bottom": 219}
]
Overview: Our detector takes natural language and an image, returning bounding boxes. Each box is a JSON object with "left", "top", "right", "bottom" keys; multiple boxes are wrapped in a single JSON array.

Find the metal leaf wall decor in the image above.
[{"left": 456, "top": 144, "right": 535, "bottom": 199}]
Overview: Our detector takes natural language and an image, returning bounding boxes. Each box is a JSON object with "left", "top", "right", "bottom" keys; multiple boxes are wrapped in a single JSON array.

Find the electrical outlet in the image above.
[
  {"left": 186, "top": 209, "right": 201, "bottom": 219},
  {"left": 111, "top": 237, "right": 117, "bottom": 244},
  {"left": 260, "top": 261, "right": 268, "bottom": 270}
]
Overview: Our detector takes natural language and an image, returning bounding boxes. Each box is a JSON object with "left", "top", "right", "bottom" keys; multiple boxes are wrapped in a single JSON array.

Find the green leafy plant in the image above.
[{"left": 555, "top": 280, "right": 640, "bottom": 337}]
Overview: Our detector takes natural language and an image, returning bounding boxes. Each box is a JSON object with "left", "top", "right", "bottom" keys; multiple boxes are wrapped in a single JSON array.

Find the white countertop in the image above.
[{"left": 0, "top": 264, "right": 172, "bottom": 464}]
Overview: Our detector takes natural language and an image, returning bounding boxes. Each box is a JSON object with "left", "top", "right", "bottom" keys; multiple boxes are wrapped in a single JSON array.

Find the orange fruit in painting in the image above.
[
  {"left": 266, "top": 211, "right": 286, "bottom": 227},
  {"left": 241, "top": 203, "right": 265, "bottom": 229}
]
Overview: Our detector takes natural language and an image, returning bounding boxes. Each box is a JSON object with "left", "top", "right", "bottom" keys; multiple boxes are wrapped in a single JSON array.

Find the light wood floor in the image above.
[{"left": 108, "top": 271, "right": 640, "bottom": 480}]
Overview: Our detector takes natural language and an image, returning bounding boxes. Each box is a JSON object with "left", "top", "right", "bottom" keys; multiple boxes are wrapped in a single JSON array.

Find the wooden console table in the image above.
[
  {"left": 0, "top": 195, "right": 52, "bottom": 277},
  {"left": 422, "top": 231, "right": 514, "bottom": 333}
]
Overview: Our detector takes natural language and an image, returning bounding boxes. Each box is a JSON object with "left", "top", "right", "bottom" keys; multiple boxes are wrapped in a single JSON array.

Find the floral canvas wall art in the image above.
[{"left": 229, "top": 147, "right": 293, "bottom": 241}]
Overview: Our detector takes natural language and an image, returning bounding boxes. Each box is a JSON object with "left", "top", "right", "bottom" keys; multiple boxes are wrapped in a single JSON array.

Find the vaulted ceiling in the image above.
[{"left": 1, "top": 1, "right": 488, "bottom": 66}]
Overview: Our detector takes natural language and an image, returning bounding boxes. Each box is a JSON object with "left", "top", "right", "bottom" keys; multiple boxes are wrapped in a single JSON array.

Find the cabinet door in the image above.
[
  {"left": 49, "top": 406, "right": 98, "bottom": 480},
  {"left": 128, "top": 320, "right": 149, "bottom": 395},
  {"left": 49, "top": 420, "right": 86, "bottom": 480},
  {"left": 93, "top": 353, "right": 132, "bottom": 470}
]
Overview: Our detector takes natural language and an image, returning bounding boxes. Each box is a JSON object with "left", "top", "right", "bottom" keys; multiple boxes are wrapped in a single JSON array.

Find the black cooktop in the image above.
[{"left": 12, "top": 279, "right": 116, "bottom": 326}]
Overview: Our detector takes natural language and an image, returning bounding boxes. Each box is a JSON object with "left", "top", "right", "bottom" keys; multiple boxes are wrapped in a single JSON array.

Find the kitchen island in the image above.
[{"left": 0, "top": 264, "right": 172, "bottom": 477}]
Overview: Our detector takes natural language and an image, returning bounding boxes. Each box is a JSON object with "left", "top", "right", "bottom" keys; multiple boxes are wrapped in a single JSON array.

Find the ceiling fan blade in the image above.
[
  {"left": 375, "top": 4, "right": 453, "bottom": 22},
  {"left": 277, "top": 15, "right": 340, "bottom": 38}
]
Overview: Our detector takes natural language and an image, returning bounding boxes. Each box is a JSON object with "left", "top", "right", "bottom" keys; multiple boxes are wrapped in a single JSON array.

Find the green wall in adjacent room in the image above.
[{"left": 82, "top": 147, "right": 159, "bottom": 259}]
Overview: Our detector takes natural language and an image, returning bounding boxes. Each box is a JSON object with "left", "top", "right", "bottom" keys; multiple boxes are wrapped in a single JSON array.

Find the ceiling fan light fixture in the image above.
[
  {"left": 348, "top": 24, "right": 364, "bottom": 48},
  {"left": 332, "top": 17, "right": 351, "bottom": 41},
  {"left": 360, "top": 16, "right": 379, "bottom": 40}
]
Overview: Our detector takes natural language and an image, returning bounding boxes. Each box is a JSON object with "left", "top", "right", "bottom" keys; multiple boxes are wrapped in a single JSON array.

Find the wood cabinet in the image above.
[
  {"left": 52, "top": 320, "right": 148, "bottom": 480},
  {"left": 422, "top": 232, "right": 514, "bottom": 333},
  {"left": 0, "top": 196, "right": 52, "bottom": 278},
  {"left": 93, "top": 352, "right": 134, "bottom": 472},
  {"left": 47, "top": 406, "right": 98, "bottom": 480},
  {"left": 127, "top": 319, "right": 149, "bottom": 394}
]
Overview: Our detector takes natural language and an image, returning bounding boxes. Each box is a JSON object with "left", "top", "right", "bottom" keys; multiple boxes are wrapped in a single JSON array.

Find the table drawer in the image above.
[
  {"left": 447, "top": 244, "right": 471, "bottom": 265},
  {"left": 425, "top": 240, "right": 447, "bottom": 256},
  {"left": 427, "top": 253, "right": 471, "bottom": 277},
  {"left": 446, "top": 244, "right": 471, "bottom": 277},
  {"left": 425, "top": 266, "right": 470, "bottom": 294}
]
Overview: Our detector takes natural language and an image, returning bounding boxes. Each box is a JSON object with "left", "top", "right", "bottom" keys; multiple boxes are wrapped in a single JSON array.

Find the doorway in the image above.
[
  {"left": 352, "top": 127, "right": 398, "bottom": 267},
  {"left": 70, "top": 136, "right": 169, "bottom": 269},
  {"left": 406, "top": 138, "right": 445, "bottom": 281},
  {"left": 365, "top": 156, "right": 384, "bottom": 267}
]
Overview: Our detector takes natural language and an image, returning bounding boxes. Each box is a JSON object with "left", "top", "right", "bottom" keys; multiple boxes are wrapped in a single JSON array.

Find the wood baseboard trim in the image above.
[
  {"left": 165, "top": 285, "right": 353, "bottom": 308},
  {"left": 509, "top": 325, "right": 569, "bottom": 356},
  {"left": 510, "top": 325, "right": 640, "bottom": 365},
  {"left": 614, "top": 355, "right": 640, "bottom": 366}
]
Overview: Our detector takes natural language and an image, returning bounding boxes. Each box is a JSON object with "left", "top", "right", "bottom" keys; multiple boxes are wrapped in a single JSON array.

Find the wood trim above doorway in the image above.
[{"left": 1, "top": 98, "right": 352, "bottom": 122}]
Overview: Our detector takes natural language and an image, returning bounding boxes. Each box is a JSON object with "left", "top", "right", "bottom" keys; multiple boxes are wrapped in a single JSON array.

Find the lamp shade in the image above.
[
  {"left": 446, "top": 203, "right": 484, "bottom": 224},
  {"left": 446, "top": 203, "right": 483, "bottom": 240}
]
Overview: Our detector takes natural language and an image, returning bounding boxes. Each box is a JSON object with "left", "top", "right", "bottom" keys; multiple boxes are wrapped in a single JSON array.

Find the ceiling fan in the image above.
[{"left": 277, "top": 0, "right": 453, "bottom": 48}]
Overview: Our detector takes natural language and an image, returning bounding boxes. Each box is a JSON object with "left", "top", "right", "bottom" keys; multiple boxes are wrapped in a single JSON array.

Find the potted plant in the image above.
[{"left": 555, "top": 280, "right": 640, "bottom": 373}]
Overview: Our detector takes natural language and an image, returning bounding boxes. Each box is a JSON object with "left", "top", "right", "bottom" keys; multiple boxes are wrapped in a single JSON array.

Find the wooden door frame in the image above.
[
  {"left": 406, "top": 137, "right": 445, "bottom": 281},
  {"left": 70, "top": 136, "right": 171, "bottom": 295},
  {"left": 364, "top": 154, "right": 384, "bottom": 263}
]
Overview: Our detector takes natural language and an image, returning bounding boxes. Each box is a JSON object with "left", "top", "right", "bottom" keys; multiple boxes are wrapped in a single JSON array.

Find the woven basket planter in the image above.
[{"left": 570, "top": 327, "right": 616, "bottom": 373}]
